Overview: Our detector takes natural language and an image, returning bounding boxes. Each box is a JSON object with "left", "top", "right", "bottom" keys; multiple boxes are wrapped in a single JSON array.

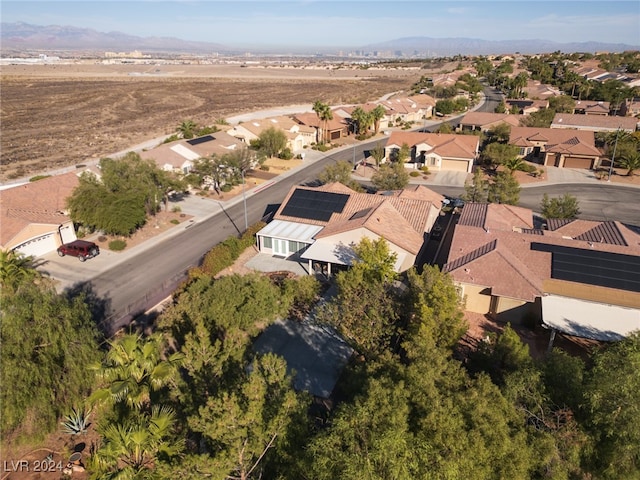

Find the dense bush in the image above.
[
  {"left": 108, "top": 239, "right": 127, "bottom": 251},
  {"left": 409, "top": 171, "right": 421, "bottom": 177}
]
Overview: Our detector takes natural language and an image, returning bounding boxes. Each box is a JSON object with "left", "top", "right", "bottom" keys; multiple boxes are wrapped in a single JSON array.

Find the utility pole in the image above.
[
  {"left": 242, "top": 169, "right": 248, "bottom": 230},
  {"left": 607, "top": 127, "right": 621, "bottom": 182}
]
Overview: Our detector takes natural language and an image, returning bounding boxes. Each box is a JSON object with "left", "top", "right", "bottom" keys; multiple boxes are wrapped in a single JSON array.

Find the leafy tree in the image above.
[
  {"left": 486, "top": 123, "right": 511, "bottom": 144},
  {"left": 404, "top": 266, "right": 467, "bottom": 351},
  {"left": 583, "top": 332, "right": 640, "bottom": 478},
  {"left": 67, "top": 153, "right": 173, "bottom": 236},
  {"left": 541, "top": 193, "right": 581, "bottom": 219},
  {"left": 494, "top": 100, "right": 507, "bottom": 113},
  {"left": 91, "top": 405, "right": 182, "bottom": 478},
  {"left": 488, "top": 171, "right": 521, "bottom": 205},
  {"left": 1, "top": 277, "right": 100, "bottom": 439},
  {"left": 520, "top": 108, "right": 555, "bottom": 128},
  {"left": 618, "top": 150, "right": 640, "bottom": 176},
  {"left": 435, "top": 98, "right": 455, "bottom": 115},
  {"left": 371, "top": 161, "right": 409, "bottom": 191},
  {"left": 313, "top": 100, "right": 333, "bottom": 144},
  {"left": 369, "top": 142, "right": 385, "bottom": 168},
  {"left": 318, "top": 160, "right": 362, "bottom": 191},
  {"left": 463, "top": 168, "right": 489, "bottom": 203},
  {"left": 549, "top": 94, "right": 576, "bottom": 113},
  {"left": 397, "top": 143, "right": 411, "bottom": 163},
  {"left": 187, "top": 353, "right": 308, "bottom": 480},
  {"left": 178, "top": 119, "right": 197, "bottom": 139},
  {"left": 436, "top": 122, "right": 453, "bottom": 134},
  {"left": 481, "top": 142, "right": 519, "bottom": 171},
  {"left": 252, "top": 126, "right": 287, "bottom": 159},
  {"left": 90, "top": 333, "right": 183, "bottom": 411},
  {"left": 0, "top": 249, "right": 37, "bottom": 292},
  {"left": 319, "top": 238, "right": 400, "bottom": 358}
]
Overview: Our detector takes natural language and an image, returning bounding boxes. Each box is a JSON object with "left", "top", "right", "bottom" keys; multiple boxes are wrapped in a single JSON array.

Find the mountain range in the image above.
[{"left": 1, "top": 22, "right": 637, "bottom": 56}]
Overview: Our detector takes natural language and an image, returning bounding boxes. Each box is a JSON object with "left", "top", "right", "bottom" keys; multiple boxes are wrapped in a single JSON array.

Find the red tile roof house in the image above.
[
  {"left": 573, "top": 100, "right": 610, "bottom": 116},
  {"left": 378, "top": 95, "right": 435, "bottom": 125},
  {"left": 458, "top": 112, "right": 524, "bottom": 132},
  {"left": 508, "top": 126, "right": 602, "bottom": 169},
  {"left": 550, "top": 113, "right": 638, "bottom": 133},
  {"left": 140, "top": 131, "right": 246, "bottom": 174},
  {"left": 0, "top": 172, "right": 80, "bottom": 257},
  {"left": 292, "top": 111, "right": 350, "bottom": 143},
  {"left": 255, "top": 182, "right": 443, "bottom": 277},
  {"left": 504, "top": 99, "right": 549, "bottom": 115},
  {"left": 384, "top": 131, "right": 479, "bottom": 173},
  {"left": 226, "top": 116, "right": 316, "bottom": 152},
  {"left": 443, "top": 203, "right": 640, "bottom": 342}
]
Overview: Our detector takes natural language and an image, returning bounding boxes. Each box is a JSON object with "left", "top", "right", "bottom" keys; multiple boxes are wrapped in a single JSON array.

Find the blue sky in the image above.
[{"left": 2, "top": 1, "right": 639, "bottom": 48}]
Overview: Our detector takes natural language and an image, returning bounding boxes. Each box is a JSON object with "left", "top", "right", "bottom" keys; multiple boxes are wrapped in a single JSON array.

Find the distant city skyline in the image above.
[{"left": 2, "top": 1, "right": 639, "bottom": 49}]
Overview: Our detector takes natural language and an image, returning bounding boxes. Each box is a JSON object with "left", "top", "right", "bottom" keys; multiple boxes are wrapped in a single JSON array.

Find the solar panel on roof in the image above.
[
  {"left": 531, "top": 242, "right": 640, "bottom": 293},
  {"left": 187, "top": 135, "right": 215, "bottom": 146},
  {"left": 350, "top": 208, "right": 372, "bottom": 220},
  {"left": 280, "top": 189, "right": 349, "bottom": 222}
]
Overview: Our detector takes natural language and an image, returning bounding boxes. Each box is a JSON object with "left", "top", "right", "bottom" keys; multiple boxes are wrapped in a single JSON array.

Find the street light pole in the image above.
[
  {"left": 607, "top": 127, "right": 621, "bottom": 182},
  {"left": 241, "top": 169, "right": 248, "bottom": 231},
  {"left": 352, "top": 144, "right": 356, "bottom": 168}
]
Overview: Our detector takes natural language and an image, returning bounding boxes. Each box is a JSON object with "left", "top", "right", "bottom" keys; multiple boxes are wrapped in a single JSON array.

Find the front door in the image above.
[{"left": 273, "top": 238, "right": 288, "bottom": 257}]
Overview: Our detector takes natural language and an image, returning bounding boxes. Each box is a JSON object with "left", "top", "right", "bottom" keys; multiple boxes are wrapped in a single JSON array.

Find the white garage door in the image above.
[
  {"left": 441, "top": 159, "right": 470, "bottom": 172},
  {"left": 59, "top": 224, "right": 77, "bottom": 244},
  {"left": 15, "top": 233, "right": 58, "bottom": 257}
]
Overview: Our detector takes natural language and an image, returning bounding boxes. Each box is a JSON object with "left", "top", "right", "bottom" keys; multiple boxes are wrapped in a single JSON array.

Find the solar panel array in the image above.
[
  {"left": 187, "top": 135, "right": 215, "bottom": 146},
  {"left": 350, "top": 207, "right": 372, "bottom": 221},
  {"left": 531, "top": 242, "right": 640, "bottom": 293},
  {"left": 280, "top": 189, "right": 350, "bottom": 222}
]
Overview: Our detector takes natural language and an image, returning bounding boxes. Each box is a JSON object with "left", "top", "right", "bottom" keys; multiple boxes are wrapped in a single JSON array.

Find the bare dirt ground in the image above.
[{"left": 0, "top": 63, "right": 423, "bottom": 182}]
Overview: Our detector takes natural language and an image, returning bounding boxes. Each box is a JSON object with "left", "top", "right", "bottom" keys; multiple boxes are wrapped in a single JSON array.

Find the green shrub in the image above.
[
  {"left": 260, "top": 164, "right": 270, "bottom": 171},
  {"left": 108, "top": 239, "right": 127, "bottom": 251},
  {"left": 170, "top": 219, "right": 180, "bottom": 225},
  {"left": 199, "top": 222, "right": 265, "bottom": 277},
  {"left": 29, "top": 175, "right": 51, "bottom": 182},
  {"left": 221, "top": 184, "right": 233, "bottom": 192},
  {"left": 171, "top": 206, "right": 182, "bottom": 213},
  {"left": 162, "top": 134, "right": 181, "bottom": 144},
  {"left": 409, "top": 171, "right": 421, "bottom": 177},
  {"left": 279, "top": 147, "right": 294, "bottom": 160}
]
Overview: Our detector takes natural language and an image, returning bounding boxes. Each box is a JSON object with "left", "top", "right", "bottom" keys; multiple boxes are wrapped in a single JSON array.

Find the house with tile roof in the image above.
[
  {"left": 573, "top": 100, "right": 610, "bottom": 116},
  {"left": 458, "top": 112, "right": 524, "bottom": 132},
  {"left": 0, "top": 172, "right": 80, "bottom": 257},
  {"left": 255, "top": 183, "right": 442, "bottom": 277},
  {"left": 508, "top": 126, "right": 602, "bottom": 169},
  {"left": 550, "top": 113, "right": 638, "bottom": 133},
  {"left": 227, "top": 116, "right": 316, "bottom": 152},
  {"left": 384, "top": 131, "right": 479, "bottom": 173},
  {"left": 524, "top": 80, "right": 561, "bottom": 99},
  {"left": 140, "top": 131, "right": 246, "bottom": 174},
  {"left": 443, "top": 203, "right": 640, "bottom": 341},
  {"left": 504, "top": 99, "right": 549, "bottom": 115},
  {"left": 292, "top": 111, "right": 349, "bottom": 143}
]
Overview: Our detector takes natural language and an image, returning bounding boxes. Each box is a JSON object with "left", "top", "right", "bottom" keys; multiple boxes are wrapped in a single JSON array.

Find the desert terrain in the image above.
[{"left": 0, "top": 62, "right": 430, "bottom": 183}]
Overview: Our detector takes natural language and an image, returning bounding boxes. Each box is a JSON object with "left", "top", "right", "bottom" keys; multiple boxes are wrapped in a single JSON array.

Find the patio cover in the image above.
[
  {"left": 542, "top": 294, "right": 640, "bottom": 341},
  {"left": 301, "top": 239, "right": 408, "bottom": 271},
  {"left": 257, "top": 219, "right": 323, "bottom": 242}
]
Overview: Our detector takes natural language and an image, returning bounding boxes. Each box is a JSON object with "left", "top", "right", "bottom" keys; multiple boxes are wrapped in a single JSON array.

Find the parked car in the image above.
[
  {"left": 431, "top": 223, "right": 444, "bottom": 240},
  {"left": 57, "top": 240, "right": 100, "bottom": 262}
]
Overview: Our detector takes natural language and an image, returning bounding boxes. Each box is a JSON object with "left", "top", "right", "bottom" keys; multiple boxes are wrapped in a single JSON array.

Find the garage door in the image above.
[
  {"left": 15, "top": 233, "right": 58, "bottom": 257},
  {"left": 441, "top": 159, "right": 470, "bottom": 172},
  {"left": 563, "top": 157, "right": 593, "bottom": 169}
]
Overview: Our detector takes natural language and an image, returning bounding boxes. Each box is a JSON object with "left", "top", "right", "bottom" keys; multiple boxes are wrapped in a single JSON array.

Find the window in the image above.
[{"left": 263, "top": 236, "right": 272, "bottom": 249}]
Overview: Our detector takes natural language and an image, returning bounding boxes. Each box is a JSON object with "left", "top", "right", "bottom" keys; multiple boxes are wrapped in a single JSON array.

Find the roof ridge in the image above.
[{"left": 443, "top": 238, "right": 497, "bottom": 273}]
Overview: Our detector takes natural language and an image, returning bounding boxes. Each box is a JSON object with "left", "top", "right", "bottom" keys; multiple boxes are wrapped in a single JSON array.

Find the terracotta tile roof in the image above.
[
  {"left": 458, "top": 203, "right": 533, "bottom": 231},
  {"left": 459, "top": 112, "right": 524, "bottom": 129},
  {"left": 385, "top": 132, "right": 479, "bottom": 159},
  {"left": 274, "top": 182, "right": 439, "bottom": 255},
  {"left": 445, "top": 205, "right": 640, "bottom": 302},
  {"left": 0, "top": 172, "right": 79, "bottom": 246},
  {"left": 293, "top": 111, "right": 348, "bottom": 131},
  {"left": 509, "top": 126, "right": 601, "bottom": 156},
  {"left": 574, "top": 100, "right": 610, "bottom": 114},
  {"left": 551, "top": 113, "right": 638, "bottom": 132}
]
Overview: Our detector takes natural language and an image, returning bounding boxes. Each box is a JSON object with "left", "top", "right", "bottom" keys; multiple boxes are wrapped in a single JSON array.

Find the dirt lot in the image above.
[{"left": 0, "top": 63, "right": 425, "bottom": 182}]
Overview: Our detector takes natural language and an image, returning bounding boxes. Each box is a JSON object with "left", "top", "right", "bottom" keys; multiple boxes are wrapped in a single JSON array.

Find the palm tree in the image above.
[
  {"left": 0, "top": 249, "right": 38, "bottom": 291},
  {"left": 177, "top": 120, "right": 197, "bottom": 139},
  {"left": 618, "top": 151, "right": 640, "bottom": 176},
  {"left": 350, "top": 106, "right": 371, "bottom": 136},
  {"left": 91, "top": 406, "right": 182, "bottom": 478},
  {"left": 503, "top": 157, "right": 526, "bottom": 173},
  {"left": 312, "top": 100, "right": 333, "bottom": 144},
  {"left": 370, "top": 104, "right": 387, "bottom": 134},
  {"left": 90, "top": 333, "right": 183, "bottom": 410}
]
